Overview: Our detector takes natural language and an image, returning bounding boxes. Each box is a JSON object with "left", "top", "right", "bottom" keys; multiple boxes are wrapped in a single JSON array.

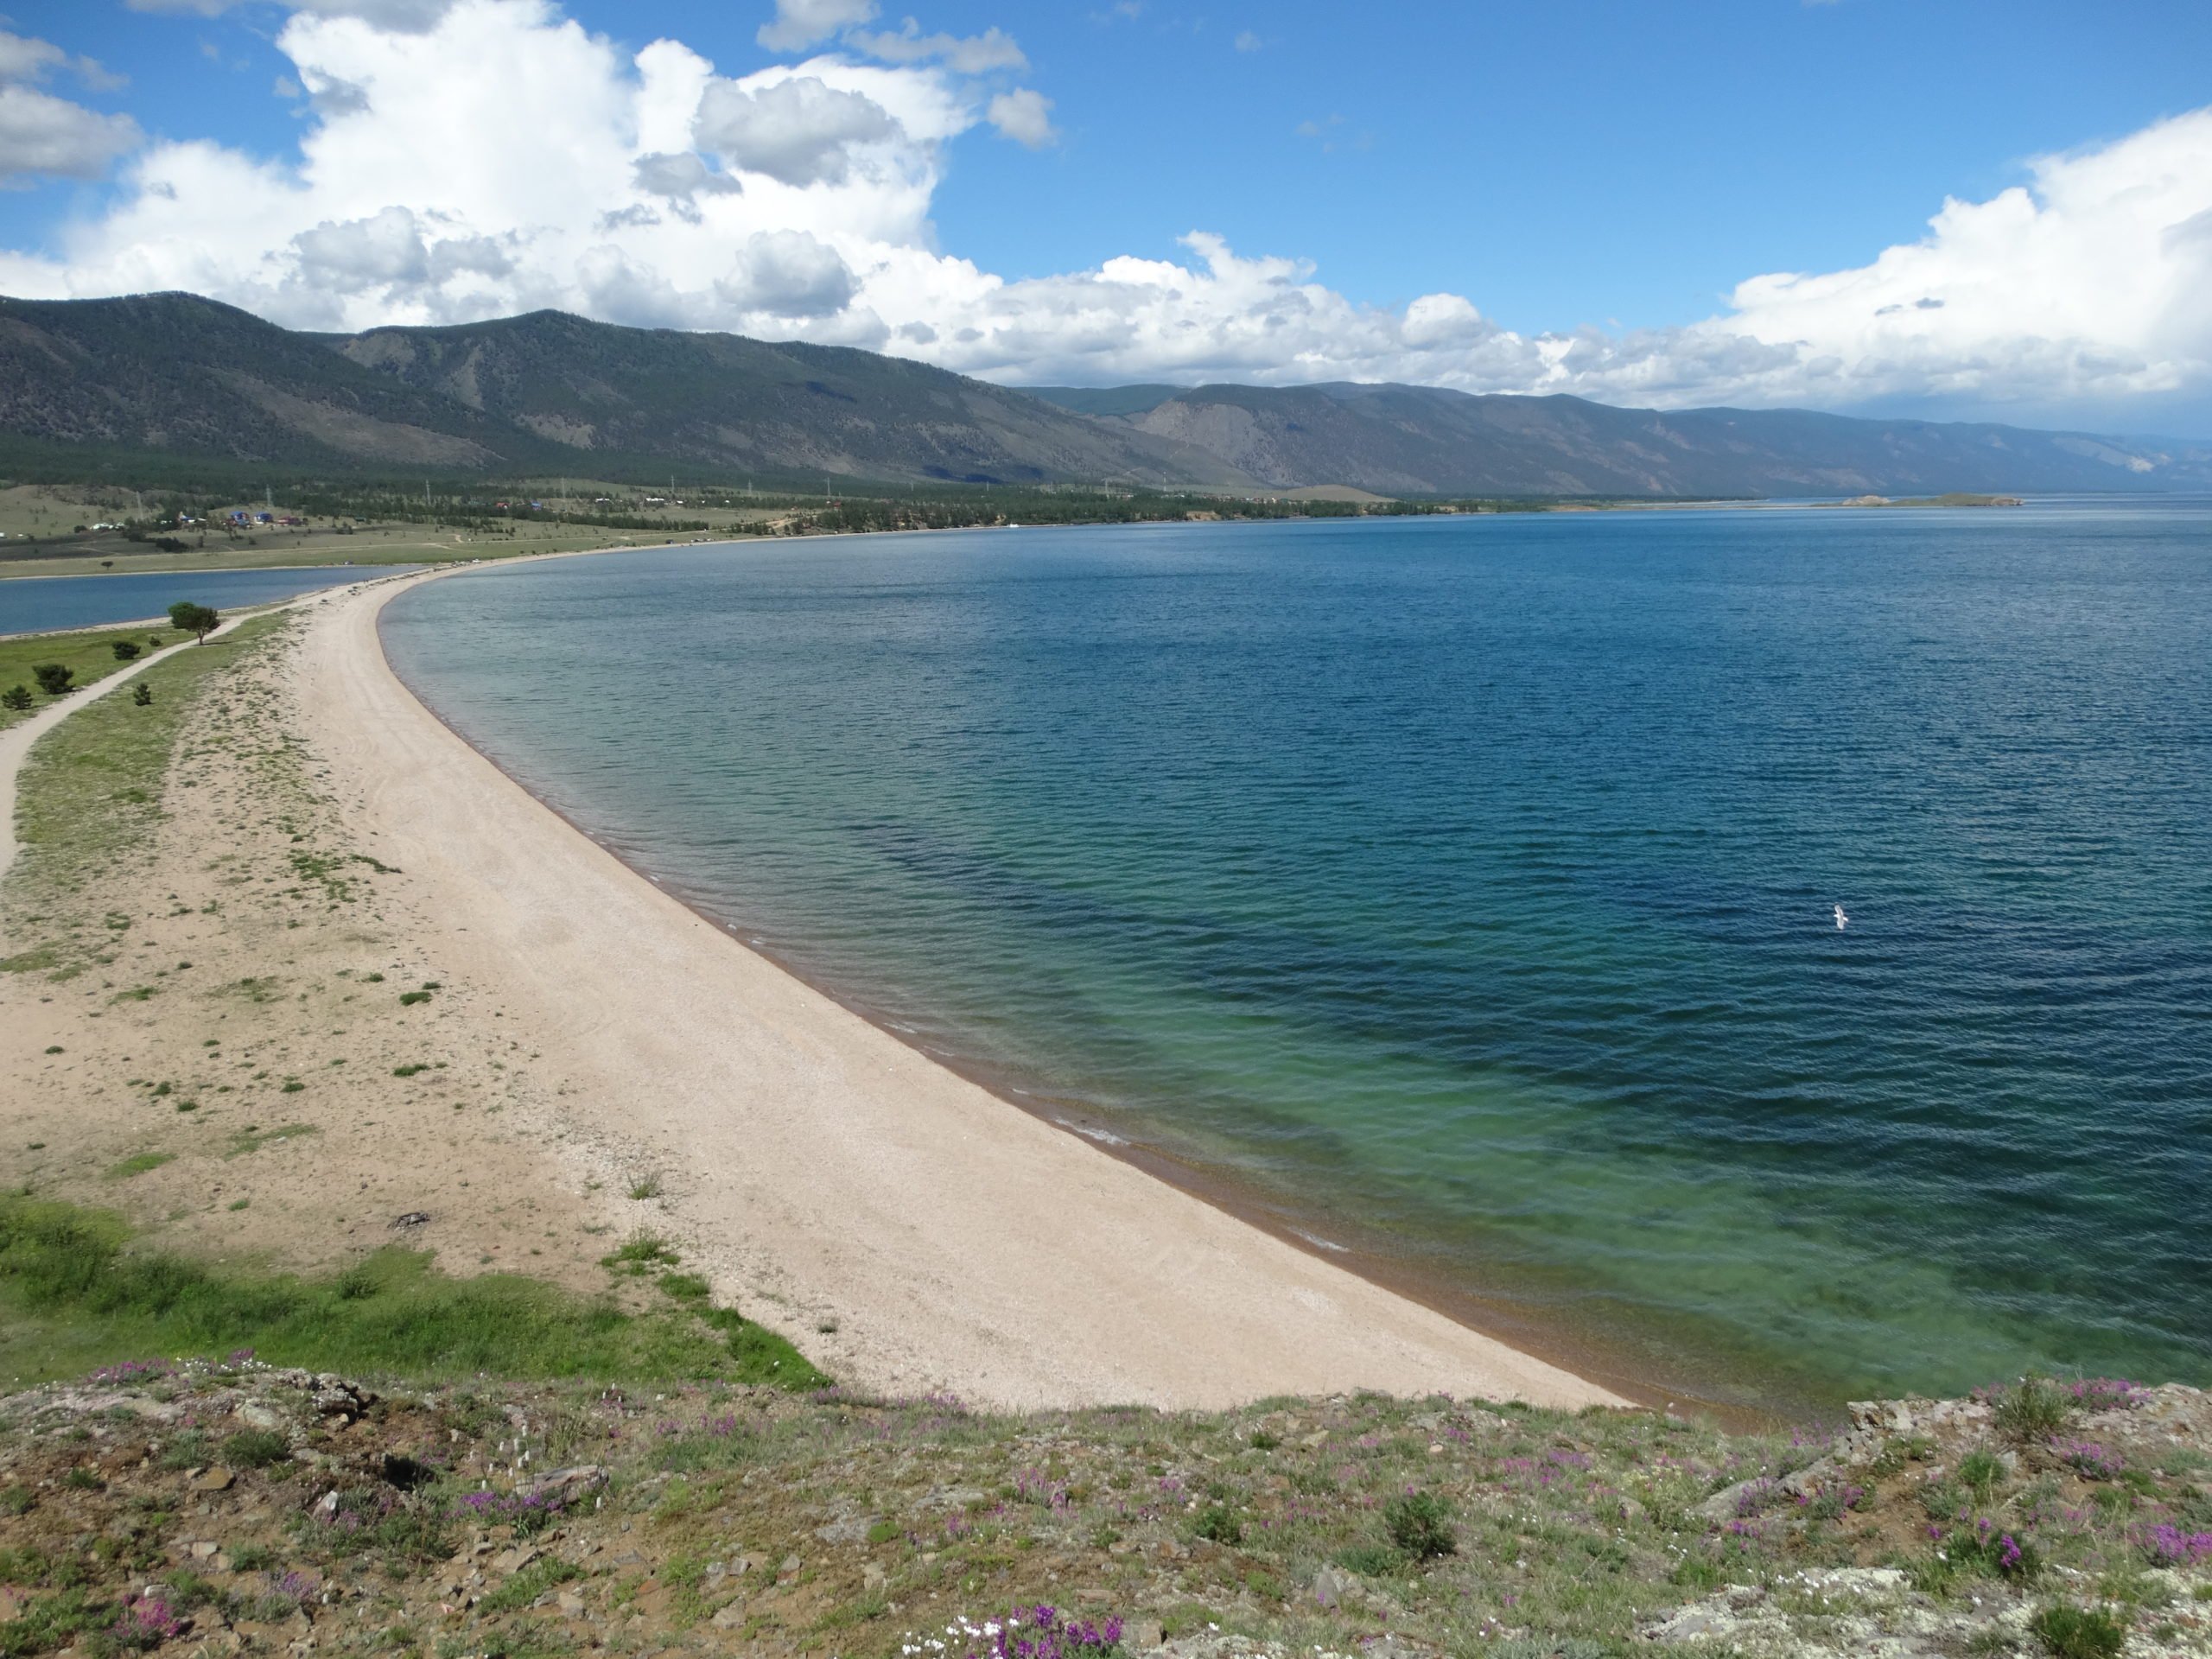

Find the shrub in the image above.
[
  {"left": 1960, "top": 1447, "right": 2006, "bottom": 1497},
  {"left": 1336, "top": 1542, "right": 1402, "bottom": 1576},
  {"left": 2030, "top": 1603, "right": 2127, "bottom": 1659},
  {"left": 220, "top": 1428, "right": 290, "bottom": 1469},
  {"left": 131, "top": 683, "right": 153, "bottom": 708},
  {"left": 1991, "top": 1376, "right": 2077, "bottom": 1443},
  {"left": 111, "top": 641, "right": 142, "bottom": 662},
  {"left": 1942, "top": 1521, "right": 2042, "bottom": 1581},
  {"left": 1, "top": 685, "right": 31, "bottom": 711},
  {"left": 32, "top": 663, "right": 74, "bottom": 696},
  {"left": 398, "top": 990, "right": 431, "bottom": 1006},
  {"left": 1382, "top": 1491, "right": 1457, "bottom": 1560},
  {"left": 1191, "top": 1501, "right": 1243, "bottom": 1545}
]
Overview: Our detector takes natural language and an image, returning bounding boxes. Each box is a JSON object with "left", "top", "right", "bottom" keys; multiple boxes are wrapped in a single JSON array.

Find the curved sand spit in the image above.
[{"left": 22, "top": 560, "right": 1625, "bottom": 1413}]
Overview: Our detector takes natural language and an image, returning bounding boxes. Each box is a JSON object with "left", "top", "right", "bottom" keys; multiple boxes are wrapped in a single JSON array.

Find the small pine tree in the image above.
[
  {"left": 131, "top": 682, "right": 155, "bottom": 707},
  {"left": 2, "top": 685, "right": 32, "bottom": 712},
  {"left": 167, "top": 601, "right": 219, "bottom": 643},
  {"left": 111, "top": 639, "right": 142, "bottom": 662},
  {"left": 31, "top": 663, "right": 74, "bottom": 696}
]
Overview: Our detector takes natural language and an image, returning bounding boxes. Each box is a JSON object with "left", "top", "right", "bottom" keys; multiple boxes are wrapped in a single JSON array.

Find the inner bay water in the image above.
[
  {"left": 0, "top": 564, "right": 420, "bottom": 634},
  {"left": 383, "top": 505, "right": 2212, "bottom": 1413}
]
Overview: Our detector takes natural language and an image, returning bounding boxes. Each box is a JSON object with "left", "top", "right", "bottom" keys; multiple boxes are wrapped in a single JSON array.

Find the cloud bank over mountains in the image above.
[{"left": 7, "top": 0, "right": 2212, "bottom": 423}]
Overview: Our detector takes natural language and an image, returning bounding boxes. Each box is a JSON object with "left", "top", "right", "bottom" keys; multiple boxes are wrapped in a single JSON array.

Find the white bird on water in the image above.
[{"left": 1834, "top": 904, "right": 1849, "bottom": 931}]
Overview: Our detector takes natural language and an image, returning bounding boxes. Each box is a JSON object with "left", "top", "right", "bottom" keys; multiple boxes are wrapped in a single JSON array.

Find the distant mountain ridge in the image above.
[
  {"left": 0, "top": 292, "right": 1252, "bottom": 490},
  {"left": 1023, "top": 381, "right": 2212, "bottom": 497},
  {"left": 1, "top": 290, "right": 2207, "bottom": 496}
]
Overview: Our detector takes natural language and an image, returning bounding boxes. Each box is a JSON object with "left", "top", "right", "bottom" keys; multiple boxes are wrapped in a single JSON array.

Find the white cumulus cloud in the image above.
[
  {"left": 985, "top": 88, "right": 1056, "bottom": 149},
  {"left": 694, "top": 75, "right": 902, "bottom": 187},
  {"left": 850, "top": 22, "right": 1027, "bottom": 73},
  {"left": 129, "top": 0, "right": 463, "bottom": 29},
  {"left": 3, "top": 0, "right": 2209, "bottom": 427},
  {"left": 757, "top": 0, "right": 879, "bottom": 52}
]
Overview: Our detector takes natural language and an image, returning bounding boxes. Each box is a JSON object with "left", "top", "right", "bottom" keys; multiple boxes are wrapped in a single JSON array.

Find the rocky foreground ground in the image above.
[{"left": 1, "top": 1358, "right": 2207, "bottom": 1659}]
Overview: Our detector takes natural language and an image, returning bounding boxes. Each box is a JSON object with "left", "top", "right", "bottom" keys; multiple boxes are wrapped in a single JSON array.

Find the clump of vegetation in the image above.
[
  {"left": 219, "top": 1427, "right": 290, "bottom": 1469},
  {"left": 1190, "top": 1501, "right": 1243, "bottom": 1545},
  {"left": 600, "top": 1234, "right": 680, "bottom": 1277},
  {"left": 30, "top": 664, "right": 73, "bottom": 696},
  {"left": 2031, "top": 1602, "right": 2128, "bottom": 1659},
  {"left": 3, "top": 684, "right": 35, "bottom": 712},
  {"left": 1992, "top": 1375, "right": 2080, "bottom": 1443},
  {"left": 111, "top": 640, "right": 141, "bottom": 662},
  {"left": 1383, "top": 1490, "right": 1458, "bottom": 1560}
]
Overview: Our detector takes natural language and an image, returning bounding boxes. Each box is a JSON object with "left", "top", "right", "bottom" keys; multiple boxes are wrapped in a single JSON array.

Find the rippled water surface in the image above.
[{"left": 385, "top": 506, "right": 2212, "bottom": 1408}]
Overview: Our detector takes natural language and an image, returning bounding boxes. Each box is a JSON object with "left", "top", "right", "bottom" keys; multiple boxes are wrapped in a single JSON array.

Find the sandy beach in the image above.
[{"left": 3, "top": 556, "right": 1621, "bottom": 1412}]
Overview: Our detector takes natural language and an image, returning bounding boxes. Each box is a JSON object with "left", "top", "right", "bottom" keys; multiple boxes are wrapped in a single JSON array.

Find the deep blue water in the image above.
[
  {"left": 383, "top": 506, "right": 2212, "bottom": 1409},
  {"left": 0, "top": 565, "right": 417, "bottom": 634}
]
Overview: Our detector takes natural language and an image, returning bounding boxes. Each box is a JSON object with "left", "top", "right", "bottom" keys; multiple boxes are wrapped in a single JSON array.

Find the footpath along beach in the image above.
[{"left": 2, "top": 554, "right": 1621, "bottom": 1412}]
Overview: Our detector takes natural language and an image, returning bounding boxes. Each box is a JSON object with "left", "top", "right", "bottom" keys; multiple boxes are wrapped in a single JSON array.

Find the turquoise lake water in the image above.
[{"left": 383, "top": 505, "right": 2212, "bottom": 1412}]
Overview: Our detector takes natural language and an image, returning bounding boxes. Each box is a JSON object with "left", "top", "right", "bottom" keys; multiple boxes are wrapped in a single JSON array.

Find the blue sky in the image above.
[{"left": 3, "top": 0, "right": 2210, "bottom": 429}]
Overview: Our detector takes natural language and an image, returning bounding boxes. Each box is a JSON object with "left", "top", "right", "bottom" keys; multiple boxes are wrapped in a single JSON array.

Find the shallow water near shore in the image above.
[{"left": 384, "top": 505, "right": 2212, "bottom": 1413}]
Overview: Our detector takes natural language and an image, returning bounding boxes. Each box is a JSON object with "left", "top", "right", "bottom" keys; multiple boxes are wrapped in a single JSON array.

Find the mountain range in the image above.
[{"left": 3, "top": 291, "right": 2208, "bottom": 497}]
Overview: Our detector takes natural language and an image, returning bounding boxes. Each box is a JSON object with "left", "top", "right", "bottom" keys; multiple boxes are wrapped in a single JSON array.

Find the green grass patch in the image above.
[
  {"left": 103, "top": 1152, "right": 174, "bottom": 1180},
  {"left": 474, "top": 1558, "right": 582, "bottom": 1617},
  {"left": 601, "top": 1234, "right": 680, "bottom": 1276},
  {"left": 223, "top": 1123, "right": 318, "bottom": 1157},
  {"left": 0, "top": 1193, "right": 827, "bottom": 1390},
  {"left": 0, "top": 627, "right": 170, "bottom": 734}
]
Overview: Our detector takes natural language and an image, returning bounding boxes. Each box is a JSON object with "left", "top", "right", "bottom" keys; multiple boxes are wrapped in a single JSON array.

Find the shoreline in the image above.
[
  {"left": 371, "top": 539, "right": 1734, "bottom": 1417},
  {"left": 394, "top": 647, "right": 1687, "bottom": 1419},
  {"left": 312, "top": 551, "right": 1627, "bottom": 1412}
]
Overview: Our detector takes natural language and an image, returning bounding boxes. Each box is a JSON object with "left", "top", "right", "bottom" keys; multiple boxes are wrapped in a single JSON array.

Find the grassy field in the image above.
[
  {"left": 0, "top": 626, "right": 178, "bottom": 733},
  {"left": 0, "top": 1196, "right": 824, "bottom": 1392},
  {"left": 2, "top": 616, "right": 287, "bottom": 978},
  {"left": 0, "top": 521, "right": 743, "bottom": 582},
  {"left": 0, "top": 482, "right": 779, "bottom": 580}
]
